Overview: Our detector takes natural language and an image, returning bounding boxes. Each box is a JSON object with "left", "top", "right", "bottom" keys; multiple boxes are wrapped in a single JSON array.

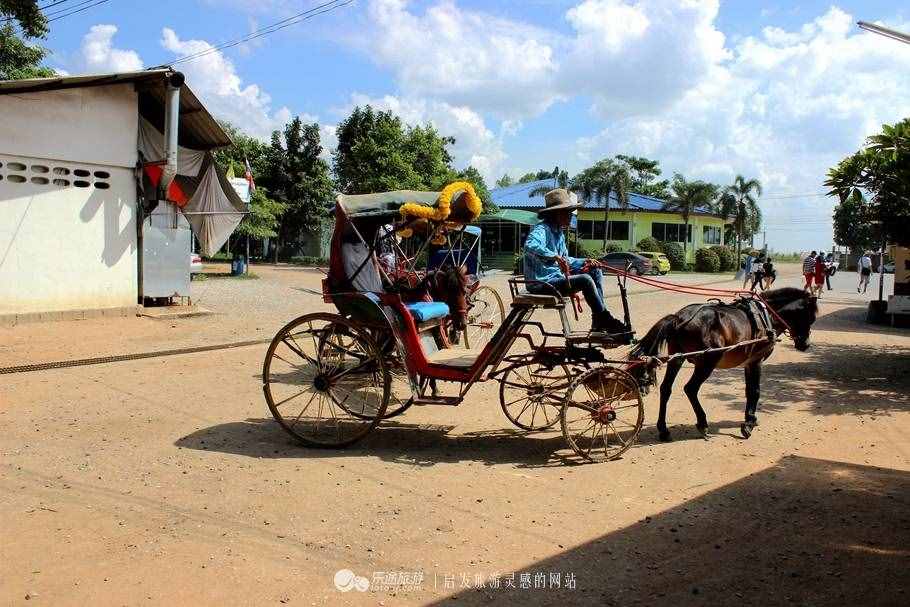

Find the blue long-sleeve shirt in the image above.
[{"left": 522, "top": 221, "right": 584, "bottom": 284}]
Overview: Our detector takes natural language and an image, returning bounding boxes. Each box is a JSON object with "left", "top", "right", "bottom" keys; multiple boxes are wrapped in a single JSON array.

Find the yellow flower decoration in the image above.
[{"left": 397, "top": 181, "right": 482, "bottom": 224}]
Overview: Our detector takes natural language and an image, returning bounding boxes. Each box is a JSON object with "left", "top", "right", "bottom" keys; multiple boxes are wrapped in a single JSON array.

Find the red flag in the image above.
[{"left": 244, "top": 156, "right": 256, "bottom": 192}]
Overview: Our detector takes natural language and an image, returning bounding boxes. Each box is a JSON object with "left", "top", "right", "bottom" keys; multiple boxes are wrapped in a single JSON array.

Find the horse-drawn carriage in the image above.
[{"left": 261, "top": 182, "right": 649, "bottom": 462}]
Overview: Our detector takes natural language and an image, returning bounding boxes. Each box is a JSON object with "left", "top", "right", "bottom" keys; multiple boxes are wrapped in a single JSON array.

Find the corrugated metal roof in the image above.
[
  {"left": 491, "top": 178, "right": 721, "bottom": 217},
  {"left": 479, "top": 208, "right": 539, "bottom": 226},
  {"left": 0, "top": 69, "right": 231, "bottom": 150}
]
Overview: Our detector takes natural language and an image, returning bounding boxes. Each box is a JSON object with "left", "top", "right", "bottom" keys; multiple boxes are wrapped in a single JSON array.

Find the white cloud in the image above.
[
  {"left": 159, "top": 28, "right": 294, "bottom": 140},
  {"left": 77, "top": 24, "right": 143, "bottom": 72},
  {"left": 343, "top": 93, "right": 508, "bottom": 181}
]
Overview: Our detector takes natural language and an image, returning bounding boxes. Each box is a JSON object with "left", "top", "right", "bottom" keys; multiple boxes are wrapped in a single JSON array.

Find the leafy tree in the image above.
[
  {"left": 825, "top": 118, "right": 910, "bottom": 247},
  {"left": 569, "top": 159, "right": 630, "bottom": 251},
  {"left": 517, "top": 172, "right": 538, "bottom": 184},
  {"left": 1, "top": 1, "right": 53, "bottom": 80},
  {"left": 213, "top": 121, "right": 269, "bottom": 178},
  {"left": 266, "top": 117, "right": 334, "bottom": 259},
  {"left": 663, "top": 174, "right": 718, "bottom": 260},
  {"left": 831, "top": 190, "right": 876, "bottom": 252},
  {"left": 234, "top": 187, "right": 287, "bottom": 240},
  {"left": 718, "top": 175, "right": 763, "bottom": 257},
  {"left": 495, "top": 174, "right": 514, "bottom": 188},
  {"left": 456, "top": 165, "right": 498, "bottom": 215},
  {"left": 527, "top": 166, "right": 569, "bottom": 198},
  {"left": 333, "top": 105, "right": 457, "bottom": 194},
  {"left": 616, "top": 155, "right": 670, "bottom": 199}
]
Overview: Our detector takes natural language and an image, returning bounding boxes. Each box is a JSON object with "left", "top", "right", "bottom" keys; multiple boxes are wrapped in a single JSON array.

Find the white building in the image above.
[{"left": 0, "top": 70, "right": 243, "bottom": 323}]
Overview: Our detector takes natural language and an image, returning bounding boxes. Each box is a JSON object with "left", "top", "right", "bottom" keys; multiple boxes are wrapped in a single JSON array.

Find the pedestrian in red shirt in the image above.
[{"left": 813, "top": 250, "right": 827, "bottom": 297}]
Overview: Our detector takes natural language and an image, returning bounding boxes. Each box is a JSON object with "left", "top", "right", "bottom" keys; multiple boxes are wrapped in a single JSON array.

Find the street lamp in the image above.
[{"left": 857, "top": 21, "right": 910, "bottom": 44}]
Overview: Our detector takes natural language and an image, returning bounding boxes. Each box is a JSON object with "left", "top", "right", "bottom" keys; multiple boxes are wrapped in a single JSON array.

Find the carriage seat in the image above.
[
  {"left": 404, "top": 301, "right": 450, "bottom": 322},
  {"left": 510, "top": 293, "right": 564, "bottom": 308}
]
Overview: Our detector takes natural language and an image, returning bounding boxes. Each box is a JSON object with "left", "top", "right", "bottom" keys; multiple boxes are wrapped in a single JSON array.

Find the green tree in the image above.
[
  {"left": 266, "top": 117, "right": 334, "bottom": 259},
  {"left": 495, "top": 174, "right": 514, "bottom": 188},
  {"left": 825, "top": 118, "right": 910, "bottom": 247},
  {"left": 234, "top": 187, "right": 288, "bottom": 240},
  {"left": 663, "top": 174, "right": 718, "bottom": 260},
  {"left": 1, "top": 1, "right": 54, "bottom": 80},
  {"left": 831, "top": 190, "right": 876, "bottom": 252},
  {"left": 457, "top": 165, "right": 498, "bottom": 215},
  {"left": 719, "top": 175, "right": 763, "bottom": 257},
  {"left": 517, "top": 172, "right": 538, "bottom": 184},
  {"left": 333, "top": 105, "right": 456, "bottom": 194},
  {"left": 616, "top": 155, "right": 670, "bottom": 199},
  {"left": 527, "top": 166, "right": 569, "bottom": 198},
  {"left": 570, "top": 159, "right": 630, "bottom": 251},
  {"left": 213, "top": 121, "right": 269, "bottom": 179}
]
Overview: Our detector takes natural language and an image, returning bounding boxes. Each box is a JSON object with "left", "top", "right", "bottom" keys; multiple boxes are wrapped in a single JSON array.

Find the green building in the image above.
[{"left": 482, "top": 179, "right": 728, "bottom": 268}]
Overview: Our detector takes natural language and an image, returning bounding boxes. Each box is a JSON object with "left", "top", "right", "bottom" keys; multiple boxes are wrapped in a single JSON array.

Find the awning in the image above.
[{"left": 480, "top": 209, "right": 539, "bottom": 226}]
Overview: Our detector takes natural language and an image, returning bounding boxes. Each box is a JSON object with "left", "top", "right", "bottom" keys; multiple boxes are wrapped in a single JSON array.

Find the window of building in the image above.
[
  {"left": 608, "top": 221, "right": 629, "bottom": 241},
  {"left": 651, "top": 222, "right": 691, "bottom": 243},
  {"left": 703, "top": 225, "right": 722, "bottom": 245},
  {"left": 577, "top": 219, "right": 627, "bottom": 241}
]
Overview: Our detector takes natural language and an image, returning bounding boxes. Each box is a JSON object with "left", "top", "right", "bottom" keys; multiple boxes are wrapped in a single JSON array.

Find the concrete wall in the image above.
[{"left": 0, "top": 84, "right": 139, "bottom": 316}]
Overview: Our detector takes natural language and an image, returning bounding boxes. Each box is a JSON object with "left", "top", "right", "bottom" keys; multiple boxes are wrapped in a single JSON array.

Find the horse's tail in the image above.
[{"left": 630, "top": 314, "right": 679, "bottom": 359}]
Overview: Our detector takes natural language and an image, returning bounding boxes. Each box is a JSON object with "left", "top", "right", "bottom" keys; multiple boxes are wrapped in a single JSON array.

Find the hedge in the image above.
[
  {"left": 695, "top": 248, "right": 721, "bottom": 273},
  {"left": 709, "top": 245, "right": 735, "bottom": 271},
  {"left": 662, "top": 242, "right": 686, "bottom": 270},
  {"left": 636, "top": 237, "right": 663, "bottom": 253}
]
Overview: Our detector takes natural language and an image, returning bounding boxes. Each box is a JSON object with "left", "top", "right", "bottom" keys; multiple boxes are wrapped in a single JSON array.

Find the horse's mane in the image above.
[{"left": 761, "top": 287, "right": 816, "bottom": 312}]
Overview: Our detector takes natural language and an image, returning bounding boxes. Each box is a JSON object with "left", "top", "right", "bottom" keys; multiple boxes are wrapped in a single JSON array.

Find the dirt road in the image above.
[{"left": 1, "top": 264, "right": 908, "bottom": 606}]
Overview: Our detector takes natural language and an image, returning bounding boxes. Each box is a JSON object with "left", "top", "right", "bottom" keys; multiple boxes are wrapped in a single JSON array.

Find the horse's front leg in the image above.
[
  {"left": 741, "top": 362, "right": 761, "bottom": 438},
  {"left": 683, "top": 356, "right": 720, "bottom": 439},
  {"left": 657, "top": 359, "right": 683, "bottom": 442}
]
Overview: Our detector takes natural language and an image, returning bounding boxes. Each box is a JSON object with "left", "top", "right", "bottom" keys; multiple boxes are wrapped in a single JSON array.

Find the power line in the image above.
[
  {"left": 47, "top": 0, "right": 113, "bottom": 22},
  {"left": 39, "top": 0, "right": 77, "bottom": 10},
  {"left": 159, "top": 0, "right": 354, "bottom": 68}
]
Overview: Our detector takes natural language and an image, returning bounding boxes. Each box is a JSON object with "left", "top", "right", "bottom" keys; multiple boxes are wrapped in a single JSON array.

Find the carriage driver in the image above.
[{"left": 524, "top": 189, "right": 629, "bottom": 338}]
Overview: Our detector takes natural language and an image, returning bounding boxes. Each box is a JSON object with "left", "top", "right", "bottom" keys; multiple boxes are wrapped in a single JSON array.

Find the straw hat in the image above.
[{"left": 538, "top": 188, "right": 582, "bottom": 216}]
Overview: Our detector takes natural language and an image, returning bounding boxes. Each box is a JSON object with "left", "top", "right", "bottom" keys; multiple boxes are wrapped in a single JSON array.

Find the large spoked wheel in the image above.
[
  {"left": 561, "top": 367, "right": 644, "bottom": 462},
  {"left": 462, "top": 286, "right": 505, "bottom": 349},
  {"left": 262, "top": 313, "right": 390, "bottom": 448},
  {"left": 499, "top": 362, "right": 571, "bottom": 431}
]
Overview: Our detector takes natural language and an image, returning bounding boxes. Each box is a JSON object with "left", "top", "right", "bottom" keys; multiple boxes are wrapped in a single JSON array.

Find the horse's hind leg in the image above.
[
  {"left": 657, "top": 359, "right": 683, "bottom": 442},
  {"left": 741, "top": 362, "right": 761, "bottom": 439},
  {"left": 683, "top": 356, "right": 720, "bottom": 439}
]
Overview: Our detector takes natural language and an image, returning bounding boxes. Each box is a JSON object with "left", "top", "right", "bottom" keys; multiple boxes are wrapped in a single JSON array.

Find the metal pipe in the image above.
[
  {"left": 858, "top": 21, "right": 910, "bottom": 45},
  {"left": 160, "top": 71, "right": 185, "bottom": 200}
]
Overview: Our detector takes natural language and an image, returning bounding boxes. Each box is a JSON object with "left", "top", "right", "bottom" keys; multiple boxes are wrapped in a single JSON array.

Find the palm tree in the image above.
[
  {"left": 720, "top": 175, "right": 763, "bottom": 257},
  {"left": 527, "top": 166, "right": 570, "bottom": 198},
  {"left": 569, "top": 159, "right": 630, "bottom": 251},
  {"left": 663, "top": 174, "right": 718, "bottom": 260}
]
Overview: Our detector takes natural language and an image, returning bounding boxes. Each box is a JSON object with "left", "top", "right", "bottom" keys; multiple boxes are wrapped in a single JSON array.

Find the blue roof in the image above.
[{"left": 491, "top": 178, "right": 718, "bottom": 216}]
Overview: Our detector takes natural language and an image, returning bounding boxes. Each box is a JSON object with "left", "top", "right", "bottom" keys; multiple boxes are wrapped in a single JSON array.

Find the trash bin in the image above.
[{"left": 231, "top": 254, "right": 246, "bottom": 276}]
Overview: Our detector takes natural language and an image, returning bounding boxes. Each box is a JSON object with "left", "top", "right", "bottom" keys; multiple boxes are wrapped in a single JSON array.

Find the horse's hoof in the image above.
[
  {"left": 658, "top": 430, "right": 672, "bottom": 442},
  {"left": 740, "top": 423, "right": 753, "bottom": 439},
  {"left": 697, "top": 426, "right": 710, "bottom": 440}
]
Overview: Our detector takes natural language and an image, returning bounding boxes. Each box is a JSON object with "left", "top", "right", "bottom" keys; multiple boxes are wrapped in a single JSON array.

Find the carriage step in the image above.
[{"left": 413, "top": 396, "right": 462, "bottom": 406}]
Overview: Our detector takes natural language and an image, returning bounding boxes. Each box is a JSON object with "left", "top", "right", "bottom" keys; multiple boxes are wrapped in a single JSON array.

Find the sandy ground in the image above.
[{"left": 1, "top": 263, "right": 908, "bottom": 606}]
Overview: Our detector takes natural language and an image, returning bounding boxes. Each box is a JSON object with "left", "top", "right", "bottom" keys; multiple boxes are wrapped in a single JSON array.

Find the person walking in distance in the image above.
[
  {"left": 858, "top": 251, "right": 872, "bottom": 294},
  {"left": 824, "top": 252, "right": 835, "bottom": 291},
  {"left": 750, "top": 255, "right": 765, "bottom": 291},
  {"left": 762, "top": 257, "right": 776, "bottom": 289},
  {"left": 813, "top": 250, "right": 827, "bottom": 297},
  {"left": 803, "top": 251, "right": 817, "bottom": 292},
  {"left": 742, "top": 252, "right": 755, "bottom": 289}
]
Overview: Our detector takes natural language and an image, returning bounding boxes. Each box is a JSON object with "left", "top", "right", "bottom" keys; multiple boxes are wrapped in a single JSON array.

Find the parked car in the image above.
[
  {"left": 190, "top": 253, "right": 203, "bottom": 275},
  {"left": 878, "top": 261, "right": 895, "bottom": 274},
  {"left": 599, "top": 252, "right": 652, "bottom": 275},
  {"left": 632, "top": 251, "right": 670, "bottom": 275}
]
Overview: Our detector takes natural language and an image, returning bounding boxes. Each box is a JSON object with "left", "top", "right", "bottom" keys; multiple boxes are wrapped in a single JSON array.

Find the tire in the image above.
[
  {"left": 561, "top": 367, "right": 644, "bottom": 462},
  {"left": 263, "top": 313, "right": 390, "bottom": 448},
  {"left": 628, "top": 266, "right": 640, "bottom": 276},
  {"left": 499, "top": 361, "right": 571, "bottom": 431},
  {"left": 460, "top": 286, "right": 505, "bottom": 349},
  {"left": 659, "top": 270, "right": 669, "bottom": 275}
]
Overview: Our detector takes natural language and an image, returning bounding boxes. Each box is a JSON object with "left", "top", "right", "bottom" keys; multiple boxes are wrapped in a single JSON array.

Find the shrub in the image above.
[
  {"left": 709, "top": 245, "right": 735, "bottom": 271},
  {"left": 695, "top": 248, "right": 721, "bottom": 273},
  {"left": 513, "top": 253, "right": 524, "bottom": 275},
  {"left": 600, "top": 242, "right": 622, "bottom": 255},
  {"left": 662, "top": 242, "right": 686, "bottom": 270},
  {"left": 636, "top": 237, "right": 663, "bottom": 252},
  {"left": 567, "top": 233, "right": 598, "bottom": 258}
]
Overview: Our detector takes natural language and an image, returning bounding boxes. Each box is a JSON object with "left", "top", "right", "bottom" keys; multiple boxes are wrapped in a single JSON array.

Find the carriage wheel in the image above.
[
  {"left": 262, "top": 313, "right": 389, "bottom": 447},
  {"left": 461, "top": 286, "right": 505, "bottom": 349},
  {"left": 561, "top": 367, "right": 644, "bottom": 462},
  {"left": 499, "top": 362, "right": 571, "bottom": 431}
]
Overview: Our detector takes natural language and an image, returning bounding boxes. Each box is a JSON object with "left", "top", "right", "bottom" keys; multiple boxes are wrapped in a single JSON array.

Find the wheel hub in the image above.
[
  {"left": 313, "top": 374, "right": 331, "bottom": 392},
  {"left": 593, "top": 404, "right": 616, "bottom": 424}
]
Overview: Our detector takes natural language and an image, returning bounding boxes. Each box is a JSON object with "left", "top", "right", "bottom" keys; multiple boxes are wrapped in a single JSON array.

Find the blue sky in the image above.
[{"left": 41, "top": 0, "right": 910, "bottom": 252}]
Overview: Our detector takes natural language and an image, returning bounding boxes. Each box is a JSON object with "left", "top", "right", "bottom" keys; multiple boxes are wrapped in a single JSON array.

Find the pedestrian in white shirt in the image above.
[{"left": 857, "top": 252, "right": 872, "bottom": 293}]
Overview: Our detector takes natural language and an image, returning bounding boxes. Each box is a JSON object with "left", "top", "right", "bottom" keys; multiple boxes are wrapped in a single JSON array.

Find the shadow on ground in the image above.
[
  {"left": 813, "top": 301, "right": 910, "bottom": 337},
  {"left": 175, "top": 418, "right": 581, "bottom": 468},
  {"left": 705, "top": 341, "right": 910, "bottom": 418},
  {"left": 426, "top": 456, "right": 910, "bottom": 606}
]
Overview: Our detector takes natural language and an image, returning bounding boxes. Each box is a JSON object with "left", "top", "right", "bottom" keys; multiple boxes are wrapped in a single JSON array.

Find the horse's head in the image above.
[
  {"left": 763, "top": 287, "right": 819, "bottom": 351},
  {"left": 429, "top": 265, "right": 470, "bottom": 331}
]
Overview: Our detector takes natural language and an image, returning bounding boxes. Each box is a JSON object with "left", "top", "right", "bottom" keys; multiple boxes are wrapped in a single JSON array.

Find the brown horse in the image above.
[
  {"left": 629, "top": 288, "right": 818, "bottom": 441},
  {"left": 425, "top": 264, "right": 470, "bottom": 333}
]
